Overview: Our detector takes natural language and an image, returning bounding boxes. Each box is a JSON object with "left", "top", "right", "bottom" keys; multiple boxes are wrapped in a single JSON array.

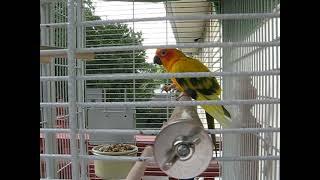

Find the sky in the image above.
[{"left": 92, "top": 0, "right": 176, "bottom": 63}]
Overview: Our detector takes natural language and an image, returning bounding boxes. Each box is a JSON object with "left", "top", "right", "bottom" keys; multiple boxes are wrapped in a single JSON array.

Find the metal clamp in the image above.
[{"left": 153, "top": 120, "right": 213, "bottom": 179}]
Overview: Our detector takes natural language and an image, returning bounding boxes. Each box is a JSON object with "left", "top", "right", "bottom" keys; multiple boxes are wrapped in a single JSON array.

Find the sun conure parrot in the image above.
[{"left": 153, "top": 48, "right": 232, "bottom": 156}]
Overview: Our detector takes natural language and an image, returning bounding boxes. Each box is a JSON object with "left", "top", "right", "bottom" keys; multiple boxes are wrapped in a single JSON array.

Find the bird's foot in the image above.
[
  {"left": 161, "top": 84, "right": 176, "bottom": 93},
  {"left": 176, "top": 92, "right": 189, "bottom": 101}
]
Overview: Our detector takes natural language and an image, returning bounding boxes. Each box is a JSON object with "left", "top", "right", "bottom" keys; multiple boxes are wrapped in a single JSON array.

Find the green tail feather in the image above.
[{"left": 197, "top": 93, "right": 232, "bottom": 128}]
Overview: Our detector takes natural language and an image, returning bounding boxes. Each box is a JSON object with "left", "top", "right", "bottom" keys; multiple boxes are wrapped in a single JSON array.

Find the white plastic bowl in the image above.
[{"left": 91, "top": 144, "right": 138, "bottom": 180}]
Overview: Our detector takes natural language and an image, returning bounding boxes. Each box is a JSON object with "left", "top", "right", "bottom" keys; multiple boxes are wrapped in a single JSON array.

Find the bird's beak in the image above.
[{"left": 153, "top": 55, "right": 162, "bottom": 65}]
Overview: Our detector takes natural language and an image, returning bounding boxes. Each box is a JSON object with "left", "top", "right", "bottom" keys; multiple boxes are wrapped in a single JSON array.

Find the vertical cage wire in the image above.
[
  {"left": 83, "top": 0, "right": 226, "bottom": 130},
  {"left": 40, "top": 0, "right": 280, "bottom": 179},
  {"left": 57, "top": 0, "right": 71, "bottom": 178},
  {"left": 84, "top": 0, "right": 176, "bottom": 131},
  {"left": 41, "top": 0, "right": 85, "bottom": 179},
  {"left": 222, "top": 0, "right": 280, "bottom": 180},
  {"left": 41, "top": 1, "right": 58, "bottom": 178},
  {"left": 75, "top": 0, "right": 88, "bottom": 179},
  {"left": 65, "top": 0, "right": 82, "bottom": 179},
  {"left": 192, "top": 1, "right": 224, "bottom": 162}
]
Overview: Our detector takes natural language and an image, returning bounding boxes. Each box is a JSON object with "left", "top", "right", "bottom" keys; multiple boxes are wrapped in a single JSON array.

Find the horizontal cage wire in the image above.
[{"left": 40, "top": 0, "right": 280, "bottom": 180}]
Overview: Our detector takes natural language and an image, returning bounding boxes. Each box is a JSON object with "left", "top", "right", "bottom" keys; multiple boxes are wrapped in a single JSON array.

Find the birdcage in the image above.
[{"left": 40, "top": 0, "right": 280, "bottom": 179}]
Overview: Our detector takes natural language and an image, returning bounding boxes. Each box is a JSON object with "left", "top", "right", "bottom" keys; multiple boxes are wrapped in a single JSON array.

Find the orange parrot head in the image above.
[{"left": 153, "top": 48, "right": 185, "bottom": 71}]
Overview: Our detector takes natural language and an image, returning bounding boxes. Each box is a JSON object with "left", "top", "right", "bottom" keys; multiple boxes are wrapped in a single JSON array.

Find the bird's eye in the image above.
[{"left": 160, "top": 49, "right": 167, "bottom": 56}]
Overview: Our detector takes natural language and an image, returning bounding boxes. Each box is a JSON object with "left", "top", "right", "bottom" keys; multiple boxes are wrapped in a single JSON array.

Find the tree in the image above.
[{"left": 84, "top": 0, "right": 172, "bottom": 129}]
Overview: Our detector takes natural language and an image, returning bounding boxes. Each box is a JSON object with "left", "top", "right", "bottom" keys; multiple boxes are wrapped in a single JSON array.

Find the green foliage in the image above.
[{"left": 83, "top": 0, "right": 171, "bottom": 128}]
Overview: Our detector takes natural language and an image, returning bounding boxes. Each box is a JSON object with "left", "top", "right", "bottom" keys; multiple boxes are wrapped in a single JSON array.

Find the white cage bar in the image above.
[{"left": 40, "top": 0, "right": 280, "bottom": 179}]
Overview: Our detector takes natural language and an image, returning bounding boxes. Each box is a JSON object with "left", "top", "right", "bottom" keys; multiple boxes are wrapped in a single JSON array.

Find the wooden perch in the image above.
[
  {"left": 126, "top": 146, "right": 154, "bottom": 180},
  {"left": 40, "top": 45, "right": 95, "bottom": 64},
  {"left": 165, "top": 95, "right": 203, "bottom": 128},
  {"left": 126, "top": 96, "right": 203, "bottom": 180}
]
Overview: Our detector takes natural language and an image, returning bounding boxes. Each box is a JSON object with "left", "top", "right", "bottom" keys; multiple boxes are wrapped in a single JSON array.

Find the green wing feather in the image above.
[{"left": 171, "top": 57, "right": 232, "bottom": 128}]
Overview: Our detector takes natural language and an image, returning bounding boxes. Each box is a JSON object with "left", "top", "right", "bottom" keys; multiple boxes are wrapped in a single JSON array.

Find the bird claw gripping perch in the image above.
[
  {"left": 175, "top": 92, "right": 189, "bottom": 101},
  {"left": 161, "top": 84, "right": 177, "bottom": 93}
]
